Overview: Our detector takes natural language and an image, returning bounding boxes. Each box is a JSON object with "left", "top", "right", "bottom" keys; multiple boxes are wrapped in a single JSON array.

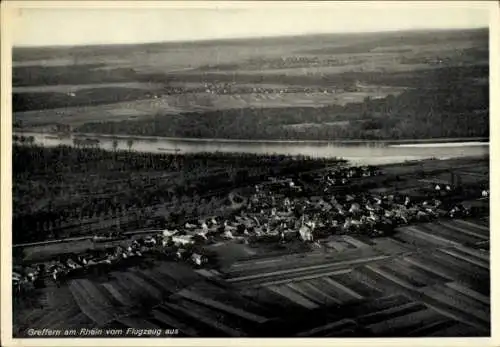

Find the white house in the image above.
[
  {"left": 299, "top": 225, "right": 314, "bottom": 242},
  {"left": 172, "top": 235, "right": 194, "bottom": 246},
  {"left": 191, "top": 253, "right": 208, "bottom": 266},
  {"left": 162, "top": 229, "right": 179, "bottom": 237}
]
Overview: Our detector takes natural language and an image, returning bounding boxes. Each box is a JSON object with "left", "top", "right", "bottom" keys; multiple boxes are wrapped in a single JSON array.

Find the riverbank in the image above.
[
  {"left": 12, "top": 131, "right": 489, "bottom": 166},
  {"left": 14, "top": 130, "right": 489, "bottom": 146}
]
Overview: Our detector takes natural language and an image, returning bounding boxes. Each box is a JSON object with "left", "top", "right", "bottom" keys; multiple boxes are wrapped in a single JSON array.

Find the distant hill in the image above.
[
  {"left": 13, "top": 27, "right": 487, "bottom": 63},
  {"left": 12, "top": 27, "right": 489, "bottom": 141}
]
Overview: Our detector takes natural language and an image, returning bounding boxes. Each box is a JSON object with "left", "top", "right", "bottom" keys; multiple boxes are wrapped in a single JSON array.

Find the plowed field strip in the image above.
[
  {"left": 162, "top": 301, "right": 245, "bottom": 337},
  {"left": 176, "top": 289, "right": 269, "bottom": 323},
  {"left": 252, "top": 268, "right": 352, "bottom": 288},
  {"left": 321, "top": 276, "right": 365, "bottom": 300},
  {"left": 69, "top": 281, "right": 114, "bottom": 326},
  {"left": 152, "top": 309, "right": 200, "bottom": 336},
  {"left": 266, "top": 285, "right": 319, "bottom": 309},
  {"left": 367, "top": 308, "right": 443, "bottom": 335},
  {"left": 435, "top": 221, "right": 488, "bottom": 241},
  {"left": 296, "top": 319, "right": 357, "bottom": 337},
  {"left": 228, "top": 254, "right": 389, "bottom": 283},
  {"left": 454, "top": 219, "right": 489, "bottom": 233},
  {"left": 445, "top": 281, "right": 490, "bottom": 305},
  {"left": 438, "top": 249, "right": 489, "bottom": 270}
]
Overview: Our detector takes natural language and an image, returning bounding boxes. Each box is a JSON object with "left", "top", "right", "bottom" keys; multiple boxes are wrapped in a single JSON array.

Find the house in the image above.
[
  {"left": 191, "top": 253, "right": 208, "bottom": 266},
  {"left": 144, "top": 236, "right": 157, "bottom": 247},
  {"left": 223, "top": 230, "right": 234, "bottom": 239},
  {"left": 12, "top": 272, "right": 23, "bottom": 286},
  {"left": 172, "top": 235, "right": 194, "bottom": 246},
  {"left": 163, "top": 229, "right": 179, "bottom": 237},
  {"left": 299, "top": 225, "right": 314, "bottom": 242},
  {"left": 162, "top": 229, "right": 179, "bottom": 245},
  {"left": 176, "top": 248, "right": 189, "bottom": 260},
  {"left": 419, "top": 178, "right": 452, "bottom": 192}
]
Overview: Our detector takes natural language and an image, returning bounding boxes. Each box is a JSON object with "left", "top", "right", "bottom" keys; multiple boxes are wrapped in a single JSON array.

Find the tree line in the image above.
[{"left": 76, "top": 82, "right": 489, "bottom": 141}]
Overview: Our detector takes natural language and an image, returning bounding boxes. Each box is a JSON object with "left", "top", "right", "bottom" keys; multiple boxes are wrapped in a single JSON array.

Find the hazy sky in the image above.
[{"left": 10, "top": 1, "right": 491, "bottom": 47}]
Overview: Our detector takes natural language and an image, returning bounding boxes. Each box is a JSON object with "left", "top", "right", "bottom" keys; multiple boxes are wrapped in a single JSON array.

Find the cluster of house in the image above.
[
  {"left": 322, "top": 165, "right": 381, "bottom": 188},
  {"left": 13, "top": 165, "right": 487, "bottom": 294},
  {"left": 72, "top": 138, "right": 100, "bottom": 148},
  {"left": 13, "top": 232, "right": 210, "bottom": 294},
  {"left": 184, "top": 81, "right": 340, "bottom": 96},
  {"left": 155, "top": 173, "right": 474, "bottom": 247},
  {"left": 231, "top": 188, "right": 443, "bottom": 242},
  {"left": 137, "top": 80, "right": 354, "bottom": 97},
  {"left": 198, "top": 82, "right": 280, "bottom": 95},
  {"left": 149, "top": 166, "right": 473, "bottom": 246}
]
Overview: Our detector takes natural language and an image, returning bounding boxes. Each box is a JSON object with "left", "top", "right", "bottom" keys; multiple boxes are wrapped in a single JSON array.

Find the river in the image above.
[{"left": 14, "top": 132, "right": 489, "bottom": 165}]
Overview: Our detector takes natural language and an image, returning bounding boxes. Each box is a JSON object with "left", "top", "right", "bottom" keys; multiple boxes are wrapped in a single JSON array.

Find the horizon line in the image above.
[{"left": 12, "top": 26, "right": 488, "bottom": 50}]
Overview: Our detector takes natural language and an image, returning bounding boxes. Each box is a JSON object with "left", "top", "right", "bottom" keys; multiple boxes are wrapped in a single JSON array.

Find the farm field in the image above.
[
  {"left": 13, "top": 216, "right": 490, "bottom": 337},
  {"left": 14, "top": 87, "right": 407, "bottom": 128},
  {"left": 13, "top": 82, "right": 165, "bottom": 94},
  {"left": 12, "top": 152, "right": 490, "bottom": 337}
]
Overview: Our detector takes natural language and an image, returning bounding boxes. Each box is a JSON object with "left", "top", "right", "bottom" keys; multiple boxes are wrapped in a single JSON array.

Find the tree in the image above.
[
  {"left": 112, "top": 139, "right": 119, "bottom": 152},
  {"left": 27, "top": 136, "right": 35, "bottom": 146},
  {"left": 127, "top": 139, "right": 134, "bottom": 151}
]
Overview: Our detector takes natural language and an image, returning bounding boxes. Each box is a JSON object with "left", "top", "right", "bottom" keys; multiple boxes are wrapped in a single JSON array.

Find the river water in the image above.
[{"left": 15, "top": 132, "right": 489, "bottom": 165}]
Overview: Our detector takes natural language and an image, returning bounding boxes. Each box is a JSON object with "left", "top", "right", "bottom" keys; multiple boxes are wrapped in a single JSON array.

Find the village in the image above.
[
  {"left": 6, "top": 3, "right": 493, "bottom": 339},
  {"left": 12, "top": 160, "right": 489, "bottom": 297}
]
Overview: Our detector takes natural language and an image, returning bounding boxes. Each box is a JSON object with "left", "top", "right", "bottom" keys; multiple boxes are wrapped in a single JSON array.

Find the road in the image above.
[{"left": 12, "top": 229, "right": 164, "bottom": 249}]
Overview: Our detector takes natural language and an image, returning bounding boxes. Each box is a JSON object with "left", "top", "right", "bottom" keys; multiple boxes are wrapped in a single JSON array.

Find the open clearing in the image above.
[{"left": 15, "top": 88, "right": 406, "bottom": 127}]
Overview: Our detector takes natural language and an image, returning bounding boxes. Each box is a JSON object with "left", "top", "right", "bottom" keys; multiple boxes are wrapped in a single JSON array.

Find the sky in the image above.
[{"left": 9, "top": 1, "right": 492, "bottom": 47}]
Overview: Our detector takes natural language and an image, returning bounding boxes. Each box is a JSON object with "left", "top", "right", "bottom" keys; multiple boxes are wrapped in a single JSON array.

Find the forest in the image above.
[
  {"left": 76, "top": 82, "right": 489, "bottom": 140},
  {"left": 12, "top": 87, "right": 153, "bottom": 112}
]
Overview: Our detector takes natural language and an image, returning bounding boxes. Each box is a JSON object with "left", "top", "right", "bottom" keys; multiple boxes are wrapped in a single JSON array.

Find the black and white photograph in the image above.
[{"left": 1, "top": 1, "right": 496, "bottom": 344}]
